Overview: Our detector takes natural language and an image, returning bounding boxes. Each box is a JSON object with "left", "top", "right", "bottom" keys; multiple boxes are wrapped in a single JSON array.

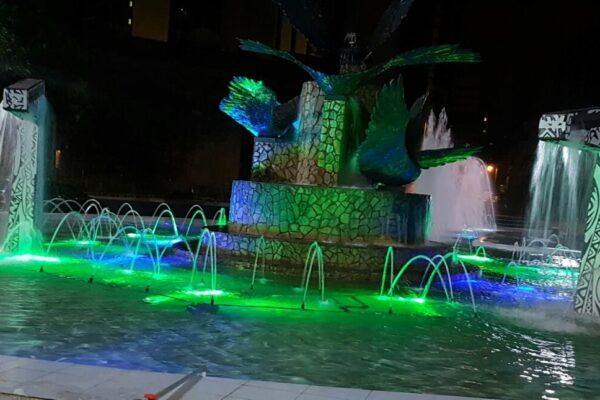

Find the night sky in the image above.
[{"left": 1, "top": 0, "right": 599, "bottom": 215}]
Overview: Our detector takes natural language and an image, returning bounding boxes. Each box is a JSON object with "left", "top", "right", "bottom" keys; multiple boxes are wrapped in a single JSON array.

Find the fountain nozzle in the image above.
[
  {"left": 39, "top": 266, "right": 44, "bottom": 272},
  {"left": 88, "top": 276, "right": 94, "bottom": 284},
  {"left": 145, "top": 286, "right": 150, "bottom": 293},
  {"left": 301, "top": 302, "right": 305, "bottom": 310},
  {"left": 210, "top": 296, "right": 215, "bottom": 305}
]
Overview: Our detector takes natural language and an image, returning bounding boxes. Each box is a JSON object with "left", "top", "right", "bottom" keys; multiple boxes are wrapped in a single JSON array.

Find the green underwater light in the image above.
[
  {"left": 143, "top": 295, "right": 172, "bottom": 304},
  {"left": 398, "top": 296, "right": 426, "bottom": 304},
  {"left": 375, "top": 295, "right": 426, "bottom": 304},
  {"left": 184, "top": 289, "right": 225, "bottom": 296},
  {"left": 0, "top": 254, "right": 61, "bottom": 264},
  {"left": 125, "top": 232, "right": 181, "bottom": 246},
  {"left": 455, "top": 254, "right": 493, "bottom": 263}
]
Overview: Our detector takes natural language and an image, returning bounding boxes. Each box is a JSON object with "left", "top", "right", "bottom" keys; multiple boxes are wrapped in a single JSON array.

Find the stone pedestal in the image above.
[
  {"left": 228, "top": 180, "right": 430, "bottom": 245},
  {"left": 0, "top": 79, "right": 49, "bottom": 253}
]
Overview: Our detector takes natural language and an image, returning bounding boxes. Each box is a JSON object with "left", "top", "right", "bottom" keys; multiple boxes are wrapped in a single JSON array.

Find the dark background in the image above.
[{"left": 1, "top": 0, "right": 599, "bottom": 216}]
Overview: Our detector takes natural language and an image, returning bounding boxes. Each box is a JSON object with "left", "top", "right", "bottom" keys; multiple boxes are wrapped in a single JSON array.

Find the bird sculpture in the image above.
[{"left": 357, "top": 77, "right": 480, "bottom": 185}]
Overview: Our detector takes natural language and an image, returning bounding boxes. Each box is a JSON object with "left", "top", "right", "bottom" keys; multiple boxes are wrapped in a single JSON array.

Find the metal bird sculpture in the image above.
[
  {"left": 239, "top": 39, "right": 479, "bottom": 97},
  {"left": 357, "top": 78, "right": 480, "bottom": 185},
  {"left": 272, "top": 0, "right": 416, "bottom": 65},
  {"left": 219, "top": 76, "right": 298, "bottom": 138}
]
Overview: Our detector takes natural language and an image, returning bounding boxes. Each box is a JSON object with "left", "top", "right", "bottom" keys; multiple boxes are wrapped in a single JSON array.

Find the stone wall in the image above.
[
  {"left": 251, "top": 139, "right": 299, "bottom": 183},
  {"left": 251, "top": 82, "right": 348, "bottom": 186},
  {"left": 228, "top": 180, "right": 430, "bottom": 245}
]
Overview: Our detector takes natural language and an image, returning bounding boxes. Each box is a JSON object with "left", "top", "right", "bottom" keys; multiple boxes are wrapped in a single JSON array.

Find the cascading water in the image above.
[
  {"left": 526, "top": 141, "right": 597, "bottom": 250},
  {"left": 407, "top": 109, "right": 496, "bottom": 242}
]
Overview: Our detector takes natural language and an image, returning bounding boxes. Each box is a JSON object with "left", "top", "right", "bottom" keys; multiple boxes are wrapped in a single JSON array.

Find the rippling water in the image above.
[{"left": 1, "top": 267, "right": 600, "bottom": 399}]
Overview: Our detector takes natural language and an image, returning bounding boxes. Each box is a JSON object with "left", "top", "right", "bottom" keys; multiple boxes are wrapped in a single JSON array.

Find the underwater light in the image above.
[
  {"left": 125, "top": 232, "right": 181, "bottom": 246},
  {"left": 455, "top": 254, "right": 493, "bottom": 263},
  {"left": 143, "top": 295, "right": 171, "bottom": 304},
  {"left": 375, "top": 295, "right": 426, "bottom": 304},
  {"left": 76, "top": 240, "right": 99, "bottom": 246},
  {"left": 398, "top": 297, "right": 426, "bottom": 304},
  {"left": 184, "top": 289, "right": 224, "bottom": 296},
  {"left": 5, "top": 254, "right": 61, "bottom": 263}
]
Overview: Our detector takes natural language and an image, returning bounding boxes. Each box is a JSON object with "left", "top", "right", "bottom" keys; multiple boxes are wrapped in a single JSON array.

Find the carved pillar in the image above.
[
  {"left": 575, "top": 159, "right": 600, "bottom": 315},
  {"left": 0, "top": 79, "right": 49, "bottom": 253}
]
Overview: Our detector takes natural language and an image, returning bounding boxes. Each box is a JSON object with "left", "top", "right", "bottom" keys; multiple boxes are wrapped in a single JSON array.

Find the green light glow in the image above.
[
  {"left": 1, "top": 254, "right": 61, "bottom": 263},
  {"left": 455, "top": 254, "right": 493, "bottom": 263},
  {"left": 375, "top": 295, "right": 426, "bottom": 304},
  {"left": 126, "top": 232, "right": 181, "bottom": 246},
  {"left": 76, "top": 240, "right": 99, "bottom": 246},
  {"left": 398, "top": 296, "right": 426, "bottom": 304},
  {"left": 143, "top": 295, "right": 172, "bottom": 304},
  {"left": 184, "top": 289, "right": 225, "bottom": 296}
]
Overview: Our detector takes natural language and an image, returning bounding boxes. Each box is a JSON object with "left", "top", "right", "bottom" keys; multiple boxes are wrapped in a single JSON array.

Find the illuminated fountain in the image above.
[
  {"left": 216, "top": 16, "right": 481, "bottom": 274},
  {"left": 407, "top": 109, "right": 496, "bottom": 242}
]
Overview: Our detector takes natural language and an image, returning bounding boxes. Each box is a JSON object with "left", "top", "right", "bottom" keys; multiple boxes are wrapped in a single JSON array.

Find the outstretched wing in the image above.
[
  {"left": 416, "top": 147, "right": 481, "bottom": 168},
  {"left": 357, "top": 78, "right": 421, "bottom": 185},
  {"left": 219, "top": 76, "right": 280, "bottom": 137},
  {"left": 271, "top": 0, "right": 336, "bottom": 51},
  {"left": 239, "top": 39, "right": 332, "bottom": 92},
  {"left": 329, "top": 44, "right": 480, "bottom": 96},
  {"left": 369, "top": 0, "right": 415, "bottom": 50}
]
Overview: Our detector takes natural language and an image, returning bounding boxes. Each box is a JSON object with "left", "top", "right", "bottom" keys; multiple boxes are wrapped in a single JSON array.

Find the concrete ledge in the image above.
[{"left": 0, "top": 355, "right": 492, "bottom": 400}]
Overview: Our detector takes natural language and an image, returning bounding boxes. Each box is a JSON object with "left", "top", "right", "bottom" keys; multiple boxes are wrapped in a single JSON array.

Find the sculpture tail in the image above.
[
  {"left": 219, "top": 76, "right": 280, "bottom": 137},
  {"left": 416, "top": 147, "right": 481, "bottom": 169}
]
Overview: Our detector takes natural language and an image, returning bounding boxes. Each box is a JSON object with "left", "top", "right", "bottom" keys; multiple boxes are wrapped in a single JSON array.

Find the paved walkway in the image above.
[{"left": 0, "top": 355, "right": 490, "bottom": 400}]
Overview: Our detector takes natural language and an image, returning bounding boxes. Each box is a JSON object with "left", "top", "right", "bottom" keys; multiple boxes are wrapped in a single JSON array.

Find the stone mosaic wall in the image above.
[
  {"left": 314, "top": 99, "right": 347, "bottom": 186},
  {"left": 229, "top": 180, "right": 430, "bottom": 245},
  {"left": 251, "top": 139, "right": 298, "bottom": 183},
  {"left": 212, "top": 230, "right": 446, "bottom": 280},
  {"left": 251, "top": 81, "right": 347, "bottom": 186}
]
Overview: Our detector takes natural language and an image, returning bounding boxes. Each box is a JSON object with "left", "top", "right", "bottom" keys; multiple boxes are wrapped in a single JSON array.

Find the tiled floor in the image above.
[{"left": 0, "top": 355, "right": 491, "bottom": 400}]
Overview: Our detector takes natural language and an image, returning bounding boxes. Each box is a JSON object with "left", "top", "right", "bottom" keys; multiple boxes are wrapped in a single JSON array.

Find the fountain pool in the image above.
[{"left": 1, "top": 245, "right": 599, "bottom": 400}]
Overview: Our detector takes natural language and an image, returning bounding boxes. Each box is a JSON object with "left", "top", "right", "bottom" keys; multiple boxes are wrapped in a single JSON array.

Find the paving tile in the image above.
[
  {"left": 228, "top": 384, "right": 300, "bottom": 400},
  {"left": 0, "top": 357, "right": 33, "bottom": 373},
  {"left": 367, "top": 391, "right": 435, "bottom": 400},
  {"left": 245, "top": 380, "right": 308, "bottom": 394},
  {"left": 303, "top": 385, "right": 371, "bottom": 400},
  {"left": 181, "top": 377, "right": 246, "bottom": 398},
  {"left": 0, "top": 367, "right": 51, "bottom": 384},
  {"left": 85, "top": 370, "right": 184, "bottom": 400},
  {"left": 22, "top": 359, "right": 72, "bottom": 373},
  {"left": 10, "top": 379, "right": 95, "bottom": 400}
]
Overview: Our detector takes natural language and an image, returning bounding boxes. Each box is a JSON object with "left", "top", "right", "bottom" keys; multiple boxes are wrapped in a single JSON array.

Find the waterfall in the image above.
[
  {"left": 526, "top": 141, "right": 596, "bottom": 250},
  {"left": 407, "top": 109, "right": 496, "bottom": 242}
]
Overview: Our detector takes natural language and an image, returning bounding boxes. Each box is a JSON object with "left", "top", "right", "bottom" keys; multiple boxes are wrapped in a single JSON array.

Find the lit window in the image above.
[
  {"left": 128, "top": 18, "right": 132, "bottom": 25},
  {"left": 55, "top": 149, "right": 62, "bottom": 169}
]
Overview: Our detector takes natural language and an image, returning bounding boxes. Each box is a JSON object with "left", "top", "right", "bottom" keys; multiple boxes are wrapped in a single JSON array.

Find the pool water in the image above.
[{"left": 1, "top": 261, "right": 600, "bottom": 400}]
